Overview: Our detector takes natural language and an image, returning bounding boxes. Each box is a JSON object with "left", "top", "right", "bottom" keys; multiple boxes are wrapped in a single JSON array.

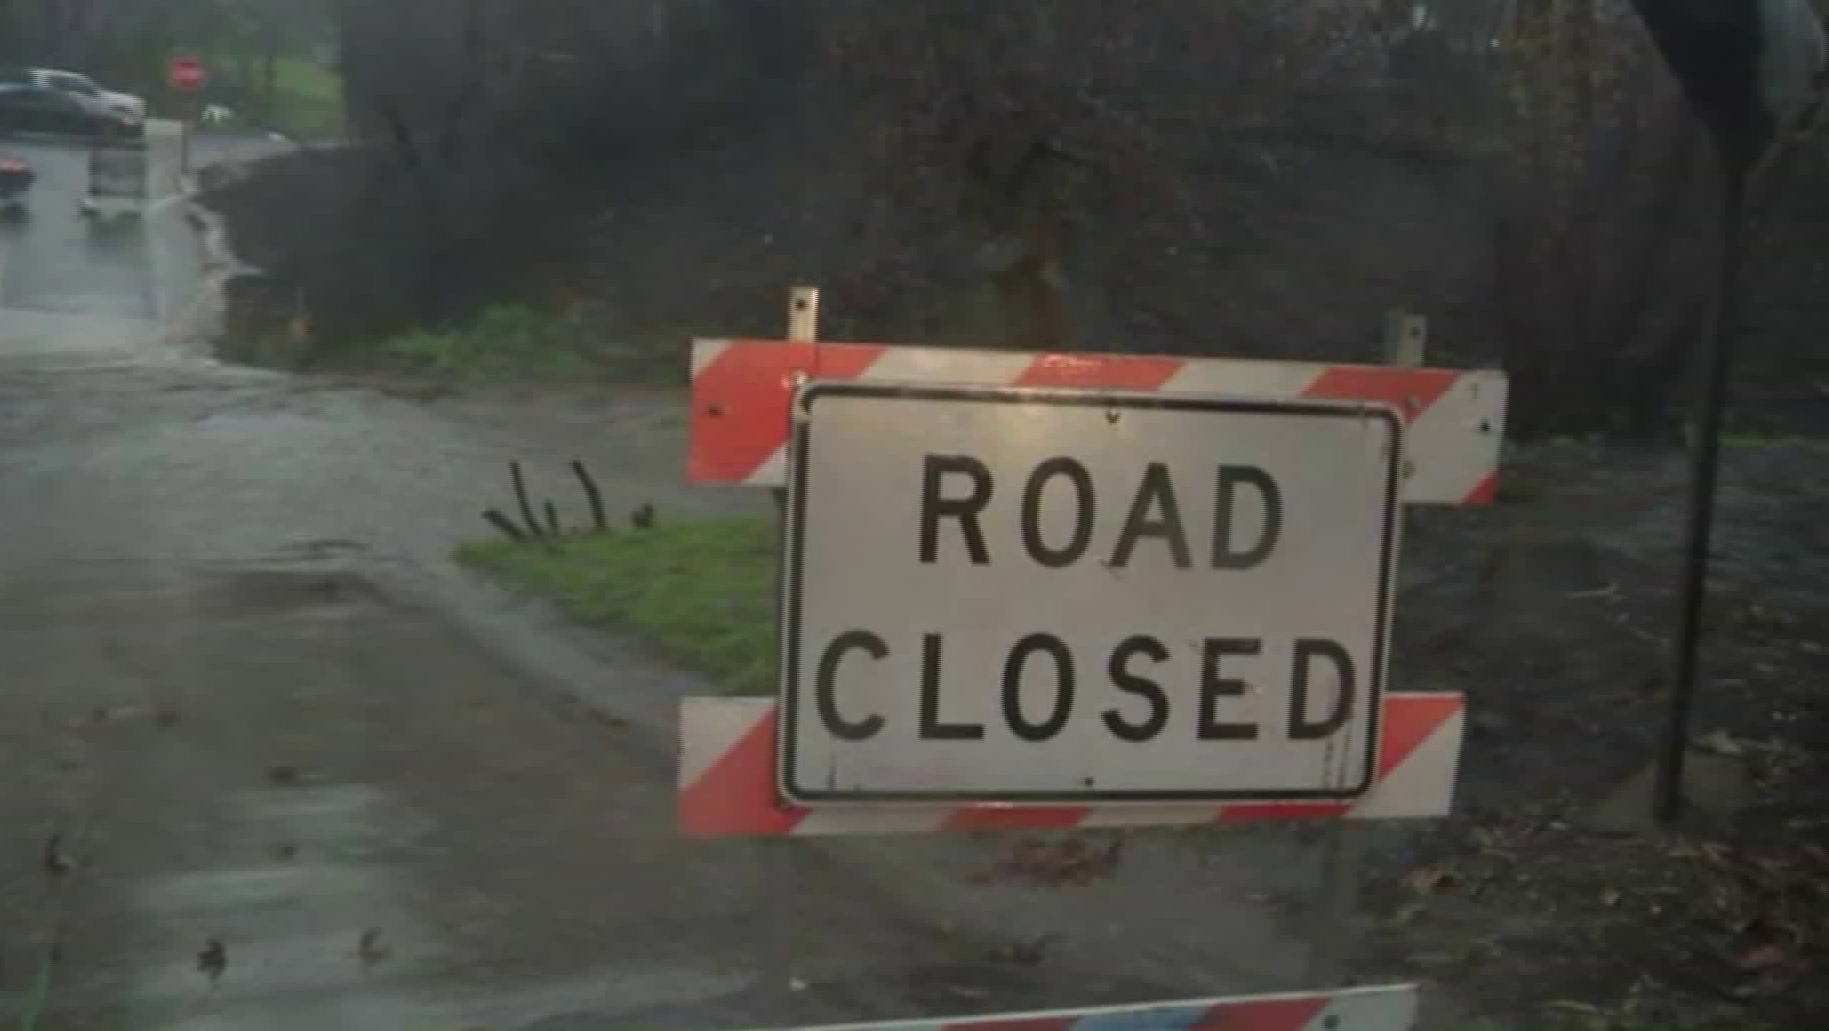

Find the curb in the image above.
[
  {"left": 159, "top": 184, "right": 261, "bottom": 349},
  {"left": 183, "top": 195, "right": 251, "bottom": 276}
]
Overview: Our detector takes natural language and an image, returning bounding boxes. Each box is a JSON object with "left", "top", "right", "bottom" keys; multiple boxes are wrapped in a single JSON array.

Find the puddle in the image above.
[{"left": 193, "top": 569, "right": 384, "bottom": 616}]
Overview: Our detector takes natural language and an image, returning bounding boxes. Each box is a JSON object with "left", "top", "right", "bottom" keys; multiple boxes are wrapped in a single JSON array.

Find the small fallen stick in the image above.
[
  {"left": 510, "top": 461, "right": 544, "bottom": 537},
  {"left": 543, "top": 500, "right": 560, "bottom": 538},
  {"left": 483, "top": 509, "right": 525, "bottom": 541},
  {"left": 572, "top": 459, "right": 607, "bottom": 531}
]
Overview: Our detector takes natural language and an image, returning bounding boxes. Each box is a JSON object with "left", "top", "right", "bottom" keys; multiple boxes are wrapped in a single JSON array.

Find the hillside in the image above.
[{"left": 196, "top": 0, "right": 1829, "bottom": 438}]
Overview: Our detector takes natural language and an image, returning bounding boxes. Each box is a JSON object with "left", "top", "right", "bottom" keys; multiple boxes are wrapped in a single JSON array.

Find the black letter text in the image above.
[
  {"left": 1212, "top": 465, "right": 1283, "bottom": 569},
  {"left": 1020, "top": 458, "right": 1096, "bottom": 568},
  {"left": 1288, "top": 638, "right": 1356, "bottom": 741},
  {"left": 1199, "top": 638, "right": 1262, "bottom": 740},
  {"left": 920, "top": 455, "right": 992, "bottom": 564},
  {"left": 1104, "top": 635, "right": 1170, "bottom": 742},
  {"left": 816, "top": 630, "right": 888, "bottom": 741},
  {"left": 1110, "top": 462, "right": 1192, "bottom": 568},
  {"left": 920, "top": 634, "right": 985, "bottom": 740},
  {"left": 1001, "top": 633, "right": 1076, "bottom": 742}
]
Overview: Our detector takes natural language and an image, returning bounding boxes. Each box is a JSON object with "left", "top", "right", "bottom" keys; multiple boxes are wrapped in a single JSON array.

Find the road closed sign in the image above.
[
  {"left": 779, "top": 382, "right": 1404, "bottom": 805},
  {"left": 88, "top": 144, "right": 147, "bottom": 201}
]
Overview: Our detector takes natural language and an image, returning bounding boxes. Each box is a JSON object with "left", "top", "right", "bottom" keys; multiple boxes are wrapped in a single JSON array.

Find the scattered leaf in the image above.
[
  {"left": 1406, "top": 865, "right": 1458, "bottom": 894},
  {"left": 358, "top": 929, "right": 391, "bottom": 966},
  {"left": 197, "top": 938, "right": 227, "bottom": 983},
  {"left": 1601, "top": 888, "right": 1622, "bottom": 908},
  {"left": 989, "top": 933, "right": 1059, "bottom": 966},
  {"left": 1696, "top": 730, "right": 1746, "bottom": 756},
  {"left": 1736, "top": 943, "right": 1789, "bottom": 972},
  {"left": 1389, "top": 900, "right": 1427, "bottom": 927},
  {"left": 42, "top": 833, "right": 72, "bottom": 876},
  {"left": 1729, "top": 972, "right": 1790, "bottom": 1000}
]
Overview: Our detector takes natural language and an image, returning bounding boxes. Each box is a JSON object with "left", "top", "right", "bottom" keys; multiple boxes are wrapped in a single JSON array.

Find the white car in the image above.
[{"left": 24, "top": 67, "right": 146, "bottom": 127}]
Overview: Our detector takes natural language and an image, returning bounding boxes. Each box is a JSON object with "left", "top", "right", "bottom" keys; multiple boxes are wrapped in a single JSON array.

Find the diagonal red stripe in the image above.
[
  {"left": 679, "top": 708, "right": 807, "bottom": 838},
  {"left": 1377, "top": 694, "right": 1462, "bottom": 779},
  {"left": 677, "top": 695, "right": 1461, "bottom": 838},
  {"left": 688, "top": 341, "right": 888, "bottom": 482},
  {"left": 1213, "top": 694, "right": 1461, "bottom": 822},
  {"left": 1462, "top": 470, "right": 1498, "bottom": 505},
  {"left": 1013, "top": 353, "right": 1186, "bottom": 390},
  {"left": 1193, "top": 995, "right": 1329, "bottom": 1031},
  {"left": 1299, "top": 366, "right": 1457, "bottom": 422}
]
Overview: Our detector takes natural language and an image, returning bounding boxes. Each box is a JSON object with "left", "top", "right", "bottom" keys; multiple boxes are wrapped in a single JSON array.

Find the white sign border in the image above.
[{"left": 778, "top": 380, "right": 1405, "bottom": 807}]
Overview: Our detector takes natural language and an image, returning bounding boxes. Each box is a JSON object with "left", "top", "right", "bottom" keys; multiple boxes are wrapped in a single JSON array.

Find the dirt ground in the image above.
[{"left": 1335, "top": 438, "right": 1829, "bottom": 1029}]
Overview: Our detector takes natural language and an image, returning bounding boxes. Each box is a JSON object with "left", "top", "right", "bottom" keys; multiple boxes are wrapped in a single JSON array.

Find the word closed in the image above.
[{"left": 781, "top": 383, "right": 1403, "bottom": 804}]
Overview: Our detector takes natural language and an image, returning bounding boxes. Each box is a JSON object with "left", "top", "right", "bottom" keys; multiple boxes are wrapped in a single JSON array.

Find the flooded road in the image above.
[
  {"left": 0, "top": 125, "right": 1404, "bottom": 1031},
  {"left": 0, "top": 127, "right": 1090, "bottom": 1030}
]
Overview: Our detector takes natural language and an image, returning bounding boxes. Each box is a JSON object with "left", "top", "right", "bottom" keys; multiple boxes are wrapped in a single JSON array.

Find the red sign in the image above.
[{"left": 168, "top": 56, "right": 207, "bottom": 91}]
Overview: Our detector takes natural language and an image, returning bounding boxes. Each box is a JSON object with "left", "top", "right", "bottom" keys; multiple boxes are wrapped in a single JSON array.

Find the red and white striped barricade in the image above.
[
  {"left": 716, "top": 983, "right": 1419, "bottom": 1031},
  {"left": 678, "top": 337, "right": 1503, "bottom": 838},
  {"left": 672, "top": 326, "right": 1505, "bottom": 1031},
  {"left": 688, "top": 340, "right": 1504, "bottom": 506}
]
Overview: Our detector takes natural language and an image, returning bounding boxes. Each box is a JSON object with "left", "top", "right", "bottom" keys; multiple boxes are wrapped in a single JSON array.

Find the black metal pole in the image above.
[{"left": 1652, "top": 156, "right": 1747, "bottom": 825}]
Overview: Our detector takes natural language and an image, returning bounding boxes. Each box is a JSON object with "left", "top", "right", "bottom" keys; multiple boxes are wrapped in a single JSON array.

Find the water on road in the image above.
[
  {"left": 0, "top": 125, "right": 1088, "bottom": 1030},
  {"left": 0, "top": 124, "right": 1376, "bottom": 1031}
]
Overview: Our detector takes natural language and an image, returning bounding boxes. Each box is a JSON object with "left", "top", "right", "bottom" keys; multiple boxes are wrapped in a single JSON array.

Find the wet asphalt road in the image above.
[
  {"left": 0, "top": 127, "right": 1225, "bottom": 1030},
  {"left": 0, "top": 124, "right": 1458, "bottom": 1031}
]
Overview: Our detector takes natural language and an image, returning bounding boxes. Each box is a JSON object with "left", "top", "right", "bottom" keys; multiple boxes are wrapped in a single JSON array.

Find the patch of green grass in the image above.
[
  {"left": 376, "top": 304, "right": 598, "bottom": 379},
  {"left": 268, "top": 56, "right": 343, "bottom": 136},
  {"left": 271, "top": 57, "right": 340, "bottom": 105},
  {"left": 367, "top": 303, "right": 690, "bottom": 383},
  {"left": 184, "top": 52, "right": 344, "bottom": 137},
  {"left": 457, "top": 517, "right": 777, "bottom": 695}
]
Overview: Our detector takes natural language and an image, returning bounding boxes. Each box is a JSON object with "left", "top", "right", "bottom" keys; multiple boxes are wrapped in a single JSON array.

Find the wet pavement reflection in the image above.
[{"left": 4, "top": 125, "right": 1192, "bottom": 1030}]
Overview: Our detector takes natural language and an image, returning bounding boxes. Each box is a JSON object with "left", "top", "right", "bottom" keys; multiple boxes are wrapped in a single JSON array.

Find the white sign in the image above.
[
  {"left": 88, "top": 145, "right": 146, "bottom": 200},
  {"left": 779, "top": 381, "right": 1404, "bottom": 805}
]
